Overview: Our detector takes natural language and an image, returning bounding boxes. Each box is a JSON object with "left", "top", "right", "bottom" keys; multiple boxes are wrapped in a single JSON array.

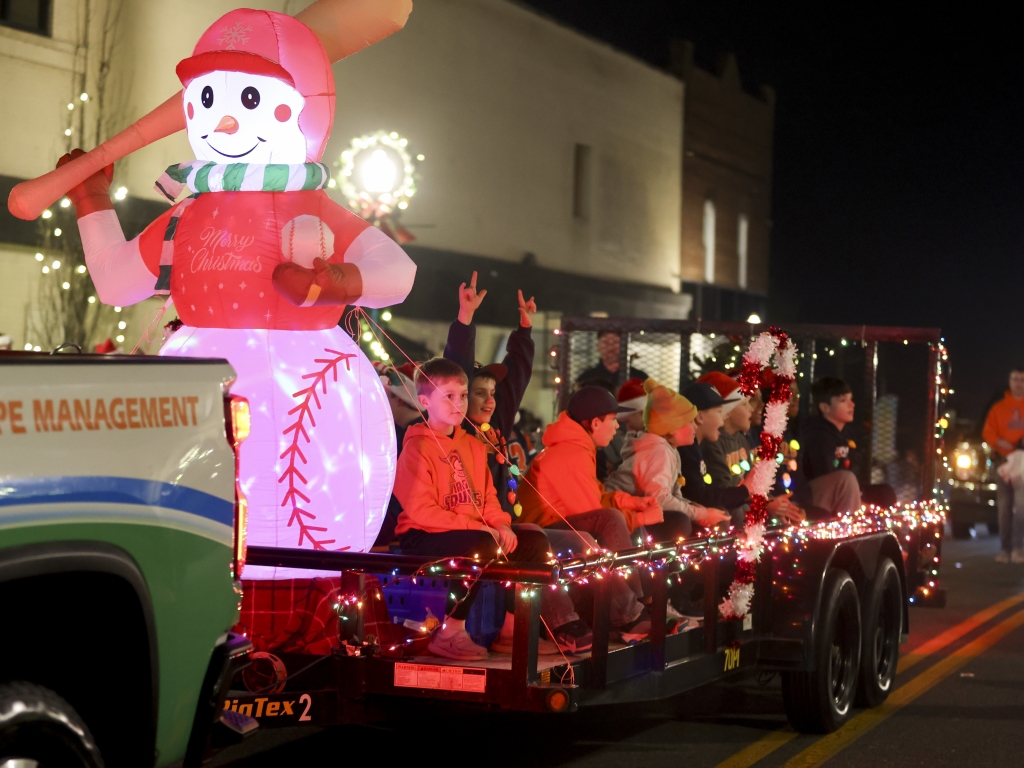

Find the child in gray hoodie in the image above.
[{"left": 605, "top": 378, "right": 731, "bottom": 540}]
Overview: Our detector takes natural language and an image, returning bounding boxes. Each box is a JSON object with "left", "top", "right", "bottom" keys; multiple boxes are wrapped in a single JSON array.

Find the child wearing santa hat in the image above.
[{"left": 697, "top": 371, "right": 755, "bottom": 489}]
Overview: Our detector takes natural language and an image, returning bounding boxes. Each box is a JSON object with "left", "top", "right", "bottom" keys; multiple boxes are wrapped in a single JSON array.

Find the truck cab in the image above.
[{"left": 0, "top": 352, "right": 251, "bottom": 768}]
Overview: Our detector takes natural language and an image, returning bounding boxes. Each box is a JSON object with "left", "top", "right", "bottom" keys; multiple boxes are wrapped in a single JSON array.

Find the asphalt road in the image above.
[{"left": 215, "top": 531, "right": 1024, "bottom": 768}]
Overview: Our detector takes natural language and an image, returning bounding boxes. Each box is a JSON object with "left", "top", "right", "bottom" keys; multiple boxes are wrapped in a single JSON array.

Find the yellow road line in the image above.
[
  {"left": 783, "top": 607, "right": 1024, "bottom": 768},
  {"left": 897, "top": 590, "right": 1024, "bottom": 674},
  {"left": 714, "top": 727, "right": 798, "bottom": 768},
  {"left": 713, "top": 590, "right": 1024, "bottom": 768}
]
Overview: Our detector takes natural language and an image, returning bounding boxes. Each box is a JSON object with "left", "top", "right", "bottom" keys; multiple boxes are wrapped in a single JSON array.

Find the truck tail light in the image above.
[{"left": 226, "top": 396, "right": 250, "bottom": 578}]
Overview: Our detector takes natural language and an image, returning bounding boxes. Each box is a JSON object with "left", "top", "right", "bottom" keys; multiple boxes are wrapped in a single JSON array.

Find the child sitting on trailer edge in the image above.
[{"left": 393, "top": 357, "right": 584, "bottom": 660}]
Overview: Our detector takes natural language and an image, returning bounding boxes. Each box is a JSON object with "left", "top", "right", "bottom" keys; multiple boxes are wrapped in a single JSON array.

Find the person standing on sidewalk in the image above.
[{"left": 982, "top": 367, "right": 1024, "bottom": 563}]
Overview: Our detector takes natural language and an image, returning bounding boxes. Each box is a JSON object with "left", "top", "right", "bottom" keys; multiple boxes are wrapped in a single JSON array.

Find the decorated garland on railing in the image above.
[{"left": 720, "top": 327, "right": 798, "bottom": 620}]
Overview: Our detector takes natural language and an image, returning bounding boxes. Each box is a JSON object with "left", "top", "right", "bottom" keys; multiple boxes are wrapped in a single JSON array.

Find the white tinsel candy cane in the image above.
[
  {"left": 744, "top": 334, "right": 777, "bottom": 368},
  {"left": 776, "top": 342, "right": 798, "bottom": 379},
  {"left": 721, "top": 581, "right": 755, "bottom": 619},
  {"left": 763, "top": 400, "right": 789, "bottom": 438},
  {"left": 746, "top": 458, "right": 777, "bottom": 498}
]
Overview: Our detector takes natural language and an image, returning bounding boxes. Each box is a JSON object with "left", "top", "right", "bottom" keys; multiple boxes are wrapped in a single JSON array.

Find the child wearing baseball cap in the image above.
[{"left": 518, "top": 386, "right": 662, "bottom": 642}]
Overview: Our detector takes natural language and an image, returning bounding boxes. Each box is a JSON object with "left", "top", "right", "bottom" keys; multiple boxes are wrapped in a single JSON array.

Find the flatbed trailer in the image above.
[{"left": 224, "top": 503, "right": 943, "bottom": 734}]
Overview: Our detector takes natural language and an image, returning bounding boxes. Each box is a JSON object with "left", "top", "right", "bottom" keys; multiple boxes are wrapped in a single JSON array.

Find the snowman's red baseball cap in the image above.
[{"left": 177, "top": 9, "right": 334, "bottom": 162}]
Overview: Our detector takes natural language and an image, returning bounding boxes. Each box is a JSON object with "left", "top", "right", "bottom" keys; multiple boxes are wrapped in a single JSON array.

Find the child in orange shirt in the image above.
[{"left": 395, "top": 357, "right": 579, "bottom": 659}]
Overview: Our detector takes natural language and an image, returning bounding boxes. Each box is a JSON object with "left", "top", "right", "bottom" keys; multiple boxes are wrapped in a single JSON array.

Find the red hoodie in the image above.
[
  {"left": 518, "top": 411, "right": 639, "bottom": 530},
  {"left": 394, "top": 422, "right": 511, "bottom": 535},
  {"left": 983, "top": 390, "right": 1024, "bottom": 457}
]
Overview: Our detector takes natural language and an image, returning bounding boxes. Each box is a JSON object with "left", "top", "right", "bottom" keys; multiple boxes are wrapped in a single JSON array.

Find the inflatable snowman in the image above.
[{"left": 9, "top": 1, "right": 416, "bottom": 579}]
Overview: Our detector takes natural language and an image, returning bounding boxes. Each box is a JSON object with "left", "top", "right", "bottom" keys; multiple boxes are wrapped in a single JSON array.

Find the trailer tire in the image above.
[
  {"left": 782, "top": 569, "right": 862, "bottom": 733},
  {"left": 855, "top": 558, "right": 902, "bottom": 708},
  {"left": 0, "top": 681, "right": 104, "bottom": 768}
]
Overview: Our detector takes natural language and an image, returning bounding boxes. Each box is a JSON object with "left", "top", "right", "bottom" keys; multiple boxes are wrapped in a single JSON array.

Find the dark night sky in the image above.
[{"left": 518, "top": 0, "right": 1024, "bottom": 425}]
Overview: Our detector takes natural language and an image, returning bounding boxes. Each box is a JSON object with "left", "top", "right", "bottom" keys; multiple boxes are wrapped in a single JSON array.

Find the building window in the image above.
[
  {"left": 1, "top": 0, "right": 51, "bottom": 35},
  {"left": 702, "top": 198, "right": 716, "bottom": 283},
  {"left": 737, "top": 213, "right": 749, "bottom": 290},
  {"left": 572, "top": 143, "right": 592, "bottom": 220}
]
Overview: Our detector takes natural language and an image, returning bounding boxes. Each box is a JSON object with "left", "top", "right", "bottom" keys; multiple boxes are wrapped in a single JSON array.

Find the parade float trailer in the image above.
[{"left": 0, "top": 319, "right": 947, "bottom": 767}]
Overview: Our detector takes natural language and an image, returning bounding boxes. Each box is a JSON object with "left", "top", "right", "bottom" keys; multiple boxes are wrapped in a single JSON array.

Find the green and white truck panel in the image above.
[{"left": 0, "top": 354, "right": 249, "bottom": 768}]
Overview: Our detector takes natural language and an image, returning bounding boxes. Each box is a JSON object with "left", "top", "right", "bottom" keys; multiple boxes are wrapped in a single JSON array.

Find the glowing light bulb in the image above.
[
  {"left": 118, "top": 321, "right": 127, "bottom": 330},
  {"left": 80, "top": 92, "right": 89, "bottom": 101},
  {"left": 76, "top": 265, "right": 86, "bottom": 274},
  {"left": 88, "top": 296, "right": 96, "bottom": 304},
  {"left": 747, "top": 313, "right": 761, "bottom": 324},
  {"left": 34, "top": 253, "right": 43, "bottom": 262},
  {"left": 381, "top": 311, "right": 392, "bottom": 322},
  {"left": 360, "top": 149, "right": 397, "bottom": 194},
  {"left": 60, "top": 198, "right": 71, "bottom": 208},
  {"left": 114, "top": 187, "right": 128, "bottom": 201},
  {"left": 62, "top": 282, "right": 70, "bottom": 290},
  {"left": 54, "top": 228, "right": 62, "bottom": 237},
  {"left": 52, "top": 261, "right": 60, "bottom": 269},
  {"left": 41, "top": 266, "right": 50, "bottom": 274},
  {"left": 41, "top": 210, "right": 52, "bottom": 219},
  {"left": 115, "top": 335, "right": 124, "bottom": 343},
  {"left": 64, "top": 128, "right": 72, "bottom": 136}
]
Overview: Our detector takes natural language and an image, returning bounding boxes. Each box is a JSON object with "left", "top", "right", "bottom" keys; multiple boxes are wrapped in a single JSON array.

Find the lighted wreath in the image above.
[
  {"left": 337, "top": 130, "right": 418, "bottom": 220},
  {"left": 720, "top": 327, "right": 798, "bottom": 620}
]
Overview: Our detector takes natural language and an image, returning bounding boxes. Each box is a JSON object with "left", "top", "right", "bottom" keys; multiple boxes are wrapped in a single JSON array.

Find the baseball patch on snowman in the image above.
[{"left": 281, "top": 215, "right": 335, "bottom": 268}]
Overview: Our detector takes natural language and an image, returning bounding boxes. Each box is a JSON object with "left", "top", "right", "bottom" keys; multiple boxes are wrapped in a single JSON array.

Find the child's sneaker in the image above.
[
  {"left": 490, "top": 627, "right": 559, "bottom": 655},
  {"left": 614, "top": 611, "right": 651, "bottom": 645},
  {"left": 996, "top": 550, "right": 1011, "bottom": 564},
  {"left": 551, "top": 620, "right": 593, "bottom": 654},
  {"left": 428, "top": 629, "right": 488, "bottom": 660}
]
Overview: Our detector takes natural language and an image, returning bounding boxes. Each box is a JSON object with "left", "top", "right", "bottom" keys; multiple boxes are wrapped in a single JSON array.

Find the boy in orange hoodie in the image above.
[
  {"left": 395, "top": 357, "right": 587, "bottom": 659},
  {"left": 982, "top": 367, "right": 1024, "bottom": 562},
  {"left": 518, "top": 386, "right": 662, "bottom": 639}
]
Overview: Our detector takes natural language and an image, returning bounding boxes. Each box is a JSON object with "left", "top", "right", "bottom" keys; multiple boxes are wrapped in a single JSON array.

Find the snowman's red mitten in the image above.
[
  {"left": 56, "top": 148, "right": 114, "bottom": 218},
  {"left": 272, "top": 258, "right": 363, "bottom": 307}
]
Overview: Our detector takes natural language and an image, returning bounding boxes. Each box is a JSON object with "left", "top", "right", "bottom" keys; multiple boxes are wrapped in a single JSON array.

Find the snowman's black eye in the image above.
[
  {"left": 241, "top": 87, "right": 260, "bottom": 110},
  {"left": 201, "top": 86, "right": 213, "bottom": 109}
]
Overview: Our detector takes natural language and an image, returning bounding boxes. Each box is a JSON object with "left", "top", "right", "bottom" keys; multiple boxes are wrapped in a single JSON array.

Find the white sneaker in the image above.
[
  {"left": 428, "top": 630, "right": 488, "bottom": 660},
  {"left": 996, "top": 550, "right": 1011, "bottom": 564},
  {"left": 1012, "top": 548, "right": 1024, "bottom": 564}
]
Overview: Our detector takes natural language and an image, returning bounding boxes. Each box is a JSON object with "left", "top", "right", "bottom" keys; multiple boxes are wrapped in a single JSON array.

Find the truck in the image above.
[
  {"left": 0, "top": 351, "right": 254, "bottom": 768},
  {"left": 1, "top": 319, "right": 948, "bottom": 766}
]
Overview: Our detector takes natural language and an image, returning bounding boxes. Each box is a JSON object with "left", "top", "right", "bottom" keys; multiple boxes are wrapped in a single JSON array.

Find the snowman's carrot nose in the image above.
[{"left": 215, "top": 115, "right": 239, "bottom": 134}]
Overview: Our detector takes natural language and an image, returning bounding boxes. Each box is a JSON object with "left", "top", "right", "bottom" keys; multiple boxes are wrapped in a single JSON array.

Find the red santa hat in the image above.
[
  {"left": 8, "top": 0, "right": 412, "bottom": 220},
  {"left": 616, "top": 377, "right": 648, "bottom": 417},
  {"left": 697, "top": 371, "right": 745, "bottom": 414}
]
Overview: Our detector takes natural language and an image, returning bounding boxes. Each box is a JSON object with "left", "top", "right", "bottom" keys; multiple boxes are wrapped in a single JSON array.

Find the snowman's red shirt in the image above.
[{"left": 138, "top": 190, "right": 370, "bottom": 330}]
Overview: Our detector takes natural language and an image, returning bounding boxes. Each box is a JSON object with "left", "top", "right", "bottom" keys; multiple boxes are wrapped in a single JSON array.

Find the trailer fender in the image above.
[{"left": 766, "top": 532, "right": 905, "bottom": 671}]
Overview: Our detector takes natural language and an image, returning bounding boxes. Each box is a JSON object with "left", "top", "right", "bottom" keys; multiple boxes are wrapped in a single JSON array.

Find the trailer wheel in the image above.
[
  {"left": 0, "top": 682, "right": 104, "bottom": 768},
  {"left": 855, "top": 558, "right": 902, "bottom": 708},
  {"left": 782, "top": 569, "right": 862, "bottom": 733}
]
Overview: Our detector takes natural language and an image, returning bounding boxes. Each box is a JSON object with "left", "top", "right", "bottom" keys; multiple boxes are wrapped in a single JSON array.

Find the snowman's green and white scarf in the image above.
[{"left": 154, "top": 161, "right": 331, "bottom": 202}]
